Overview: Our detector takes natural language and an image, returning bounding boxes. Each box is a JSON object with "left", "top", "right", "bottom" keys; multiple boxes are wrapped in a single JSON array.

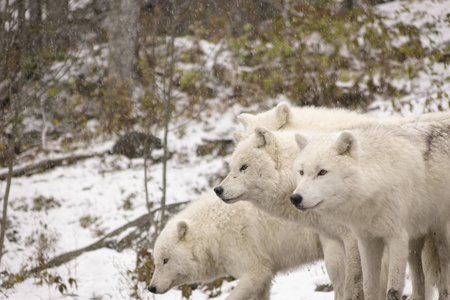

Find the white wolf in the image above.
[
  {"left": 230, "top": 103, "right": 395, "bottom": 300},
  {"left": 148, "top": 192, "right": 346, "bottom": 300},
  {"left": 231, "top": 101, "right": 450, "bottom": 299},
  {"left": 215, "top": 129, "right": 367, "bottom": 300},
  {"left": 236, "top": 101, "right": 450, "bottom": 134},
  {"left": 291, "top": 122, "right": 450, "bottom": 300}
]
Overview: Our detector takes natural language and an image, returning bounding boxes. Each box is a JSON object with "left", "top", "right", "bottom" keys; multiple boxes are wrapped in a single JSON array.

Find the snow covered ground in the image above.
[{"left": 2, "top": 0, "right": 450, "bottom": 299}]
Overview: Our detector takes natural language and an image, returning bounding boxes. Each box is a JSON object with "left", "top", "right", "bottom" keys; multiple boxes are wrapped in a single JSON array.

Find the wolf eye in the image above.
[
  {"left": 318, "top": 170, "right": 328, "bottom": 176},
  {"left": 299, "top": 170, "right": 304, "bottom": 176},
  {"left": 163, "top": 258, "right": 169, "bottom": 265},
  {"left": 240, "top": 164, "right": 248, "bottom": 172}
]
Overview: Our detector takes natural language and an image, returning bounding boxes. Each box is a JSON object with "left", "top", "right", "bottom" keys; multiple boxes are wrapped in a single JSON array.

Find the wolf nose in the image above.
[
  {"left": 290, "top": 194, "right": 303, "bottom": 206},
  {"left": 148, "top": 286, "right": 157, "bottom": 293},
  {"left": 214, "top": 186, "right": 224, "bottom": 196}
]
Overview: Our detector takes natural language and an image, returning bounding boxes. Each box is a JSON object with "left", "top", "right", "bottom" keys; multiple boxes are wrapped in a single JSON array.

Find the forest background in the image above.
[{"left": 0, "top": 0, "right": 449, "bottom": 299}]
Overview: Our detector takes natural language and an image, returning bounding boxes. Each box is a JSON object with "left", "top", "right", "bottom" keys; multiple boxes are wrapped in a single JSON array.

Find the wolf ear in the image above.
[
  {"left": 177, "top": 221, "right": 188, "bottom": 241},
  {"left": 233, "top": 131, "right": 247, "bottom": 143},
  {"left": 237, "top": 113, "right": 255, "bottom": 130},
  {"left": 254, "top": 127, "right": 273, "bottom": 147},
  {"left": 275, "top": 102, "right": 291, "bottom": 129},
  {"left": 295, "top": 133, "right": 308, "bottom": 151},
  {"left": 336, "top": 131, "right": 359, "bottom": 157},
  {"left": 254, "top": 127, "right": 278, "bottom": 157}
]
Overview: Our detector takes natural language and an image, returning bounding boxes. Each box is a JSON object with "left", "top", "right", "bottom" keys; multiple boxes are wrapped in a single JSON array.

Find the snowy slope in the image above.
[{"left": 2, "top": 0, "right": 449, "bottom": 299}]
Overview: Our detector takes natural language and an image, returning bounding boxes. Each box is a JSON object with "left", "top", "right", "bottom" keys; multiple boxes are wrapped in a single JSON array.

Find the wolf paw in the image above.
[
  {"left": 387, "top": 289, "right": 400, "bottom": 300},
  {"left": 438, "top": 289, "right": 449, "bottom": 300}
]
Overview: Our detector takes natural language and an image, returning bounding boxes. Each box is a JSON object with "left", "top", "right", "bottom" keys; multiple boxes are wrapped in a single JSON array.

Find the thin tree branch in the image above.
[
  {"left": 25, "top": 201, "right": 189, "bottom": 276},
  {"left": 0, "top": 125, "right": 15, "bottom": 265}
]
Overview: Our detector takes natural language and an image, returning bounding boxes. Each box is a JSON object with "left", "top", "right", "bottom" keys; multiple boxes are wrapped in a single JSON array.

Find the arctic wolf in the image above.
[
  {"left": 148, "top": 192, "right": 346, "bottom": 300},
  {"left": 291, "top": 122, "right": 450, "bottom": 300},
  {"left": 215, "top": 128, "right": 367, "bottom": 300}
]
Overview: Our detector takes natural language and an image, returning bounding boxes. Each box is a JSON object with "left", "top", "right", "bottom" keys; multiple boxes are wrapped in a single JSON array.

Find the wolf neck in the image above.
[
  {"left": 264, "top": 142, "right": 322, "bottom": 227},
  {"left": 190, "top": 230, "right": 226, "bottom": 280},
  {"left": 325, "top": 147, "right": 382, "bottom": 226}
]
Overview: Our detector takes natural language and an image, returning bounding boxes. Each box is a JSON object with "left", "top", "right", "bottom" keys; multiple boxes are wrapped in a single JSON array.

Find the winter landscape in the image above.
[{"left": 1, "top": 0, "right": 450, "bottom": 299}]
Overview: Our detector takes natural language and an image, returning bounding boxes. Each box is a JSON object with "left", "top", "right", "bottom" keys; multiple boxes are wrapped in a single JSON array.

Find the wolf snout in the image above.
[
  {"left": 147, "top": 285, "right": 157, "bottom": 293},
  {"left": 290, "top": 194, "right": 303, "bottom": 206},
  {"left": 214, "top": 186, "right": 224, "bottom": 197}
]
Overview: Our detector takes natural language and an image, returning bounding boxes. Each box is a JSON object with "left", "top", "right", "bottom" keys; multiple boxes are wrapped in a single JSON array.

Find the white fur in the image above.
[
  {"left": 217, "top": 129, "right": 366, "bottom": 300},
  {"left": 149, "top": 192, "right": 345, "bottom": 300},
  {"left": 234, "top": 101, "right": 450, "bottom": 299},
  {"left": 237, "top": 101, "right": 450, "bottom": 134},
  {"left": 292, "top": 122, "right": 450, "bottom": 300}
]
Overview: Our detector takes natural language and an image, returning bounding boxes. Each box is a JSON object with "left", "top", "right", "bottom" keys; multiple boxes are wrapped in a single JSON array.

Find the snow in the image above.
[
  {"left": 2, "top": 0, "right": 449, "bottom": 299},
  {"left": 8, "top": 248, "right": 136, "bottom": 300},
  {"left": 69, "top": 0, "right": 93, "bottom": 11},
  {"left": 151, "top": 263, "right": 334, "bottom": 300}
]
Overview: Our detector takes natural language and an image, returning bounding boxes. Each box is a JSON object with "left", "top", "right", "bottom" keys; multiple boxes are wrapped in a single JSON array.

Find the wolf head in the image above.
[
  {"left": 148, "top": 220, "right": 198, "bottom": 294},
  {"left": 215, "top": 127, "right": 299, "bottom": 218},
  {"left": 291, "top": 131, "right": 362, "bottom": 213},
  {"left": 238, "top": 102, "right": 292, "bottom": 134}
]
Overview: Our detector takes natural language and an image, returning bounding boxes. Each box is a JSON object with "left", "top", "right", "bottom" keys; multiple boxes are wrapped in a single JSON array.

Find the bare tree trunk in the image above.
[
  {"left": 108, "top": 0, "right": 140, "bottom": 83},
  {"left": 0, "top": 0, "right": 5, "bottom": 57},
  {"left": 0, "top": 0, "right": 9, "bottom": 82},
  {"left": 17, "top": 0, "right": 25, "bottom": 32},
  {"left": 40, "top": 97, "right": 51, "bottom": 150},
  {"left": 0, "top": 0, "right": 27, "bottom": 265},
  {"left": 46, "top": 0, "right": 69, "bottom": 51},
  {"left": 0, "top": 84, "right": 20, "bottom": 266},
  {"left": 29, "top": 0, "right": 42, "bottom": 24},
  {"left": 29, "top": 0, "right": 43, "bottom": 48},
  {"left": 0, "top": 129, "right": 16, "bottom": 264},
  {"left": 142, "top": 4, "right": 161, "bottom": 217},
  {"left": 159, "top": 9, "right": 177, "bottom": 234},
  {"left": 282, "top": 0, "right": 290, "bottom": 29},
  {"left": 143, "top": 147, "right": 151, "bottom": 213},
  {"left": 0, "top": 153, "right": 102, "bottom": 180}
]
